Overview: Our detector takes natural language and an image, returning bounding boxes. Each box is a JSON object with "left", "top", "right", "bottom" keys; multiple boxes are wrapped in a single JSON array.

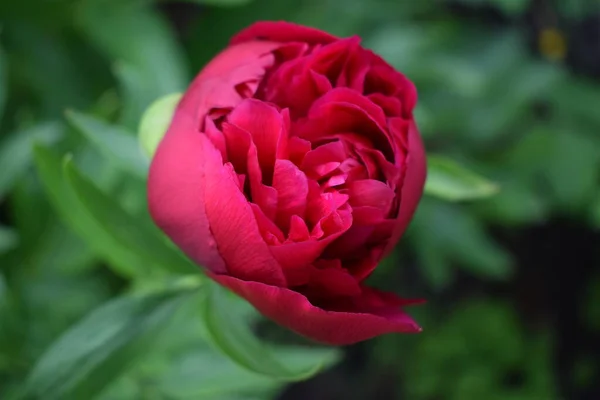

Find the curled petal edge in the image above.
[
  {"left": 231, "top": 21, "right": 338, "bottom": 46},
  {"left": 210, "top": 273, "right": 422, "bottom": 346}
]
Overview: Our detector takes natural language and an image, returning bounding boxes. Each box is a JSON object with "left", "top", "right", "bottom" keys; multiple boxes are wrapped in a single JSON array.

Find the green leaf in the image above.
[
  {"left": 157, "top": 349, "right": 276, "bottom": 399},
  {"left": 0, "top": 225, "right": 18, "bottom": 254},
  {"left": 0, "top": 273, "right": 23, "bottom": 375},
  {"left": 65, "top": 110, "right": 148, "bottom": 179},
  {"left": 425, "top": 155, "right": 499, "bottom": 201},
  {"left": 543, "top": 131, "right": 600, "bottom": 212},
  {"left": 63, "top": 157, "right": 197, "bottom": 275},
  {"left": 33, "top": 144, "right": 147, "bottom": 277},
  {"left": 138, "top": 92, "right": 182, "bottom": 158},
  {"left": 0, "top": 44, "right": 7, "bottom": 124},
  {"left": 592, "top": 193, "right": 600, "bottom": 229},
  {"left": 172, "top": 0, "right": 254, "bottom": 5},
  {"left": 4, "top": 22, "right": 107, "bottom": 118},
  {"left": 112, "top": 61, "right": 155, "bottom": 131},
  {"left": 77, "top": 0, "right": 188, "bottom": 128},
  {"left": 476, "top": 180, "right": 548, "bottom": 226},
  {"left": 0, "top": 122, "right": 63, "bottom": 198},
  {"left": 491, "top": 0, "right": 529, "bottom": 15},
  {"left": 201, "top": 281, "right": 340, "bottom": 381},
  {"left": 412, "top": 199, "right": 513, "bottom": 284},
  {"left": 23, "top": 288, "right": 195, "bottom": 400}
]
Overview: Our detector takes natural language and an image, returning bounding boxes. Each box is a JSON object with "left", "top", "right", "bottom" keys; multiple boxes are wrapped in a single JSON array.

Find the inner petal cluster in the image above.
[{"left": 200, "top": 37, "right": 413, "bottom": 304}]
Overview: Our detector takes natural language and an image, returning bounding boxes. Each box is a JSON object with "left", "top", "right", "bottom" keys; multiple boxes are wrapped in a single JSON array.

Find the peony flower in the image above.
[{"left": 148, "top": 21, "right": 426, "bottom": 345}]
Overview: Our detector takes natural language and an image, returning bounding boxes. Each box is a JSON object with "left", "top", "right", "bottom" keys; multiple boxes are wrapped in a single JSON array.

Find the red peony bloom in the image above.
[{"left": 148, "top": 21, "right": 427, "bottom": 345}]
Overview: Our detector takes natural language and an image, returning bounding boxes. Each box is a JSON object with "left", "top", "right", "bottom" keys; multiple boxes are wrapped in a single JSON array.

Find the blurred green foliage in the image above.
[{"left": 1, "top": 0, "right": 599, "bottom": 399}]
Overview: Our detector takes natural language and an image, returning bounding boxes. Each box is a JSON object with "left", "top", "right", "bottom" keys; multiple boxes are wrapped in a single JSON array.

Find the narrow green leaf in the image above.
[
  {"left": 33, "top": 144, "right": 147, "bottom": 278},
  {"left": 202, "top": 281, "right": 340, "bottom": 381},
  {"left": 63, "top": 157, "right": 197, "bottom": 275},
  {"left": 23, "top": 289, "right": 194, "bottom": 400},
  {"left": 0, "top": 122, "right": 63, "bottom": 198},
  {"left": 138, "top": 92, "right": 182, "bottom": 158},
  {"left": 65, "top": 110, "right": 148, "bottom": 179},
  {"left": 425, "top": 155, "right": 499, "bottom": 201}
]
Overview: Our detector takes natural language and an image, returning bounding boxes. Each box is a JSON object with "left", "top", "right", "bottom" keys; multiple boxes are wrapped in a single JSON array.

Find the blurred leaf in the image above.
[
  {"left": 112, "top": 61, "right": 160, "bottom": 131},
  {"left": 474, "top": 60, "right": 562, "bottom": 140},
  {"left": 0, "top": 122, "right": 63, "bottom": 198},
  {"left": 0, "top": 226, "right": 18, "bottom": 254},
  {"left": 592, "top": 193, "right": 600, "bottom": 229},
  {"left": 490, "top": 0, "right": 528, "bottom": 15},
  {"left": 479, "top": 184, "right": 548, "bottom": 226},
  {"left": 77, "top": 0, "right": 189, "bottom": 128},
  {"left": 425, "top": 155, "right": 500, "bottom": 202},
  {"left": 544, "top": 131, "right": 600, "bottom": 212},
  {"left": 556, "top": 0, "right": 600, "bottom": 19},
  {"left": 405, "top": 300, "right": 556, "bottom": 400},
  {"left": 551, "top": 77, "right": 600, "bottom": 126},
  {"left": 33, "top": 144, "right": 148, "bottom": 278},
  {"left": 98, "top": 291, "right": 281, "bottom": 400},
  {"left": 157, "top": 349, "right": 276, "bottom": 399},
  {"left": 0, "top": 272, "right": 23, "bottom": 374},
  {"left": 413, "top": 239, "right": 454, "bottom": 290},
  {"left": 507, "top": 126, "right": 600, "bottom": 212},
  {"left": 138, "top": 92, "right": 182, "bottom": 158},
  {"left": 4, "top": 22, "right": 108, "bottom": 118},
  {"left": 16, "top": 272, "right": 112, "bottom": 362},
  {"left": 168, "top": 0, "right": 254, "bottom": 5},
  {"left": 412, "top": 199, "right": 513, "bottom": 285},
  {"left": 65, "top": 110, "right": 148, "bottom": 179},
  {"left": 202, "top": 281, "right": 340, "bottom": 380},
  {"left": 23, "top": 288, "right": 195, "bottom": 400},
  {"left": 0, "top": 44, "right": 6, "bottom": 124},
  {"left": 88, "top": 89, "right": 121, "bottom": 121},
  {"left": 448, "top": 0, "right": 528, "bottom": 16},
  {"left": 63, "top": 157, "right": 197, "bottom": 275},
  {"left": 7, "top": 173, "right": 54, "bottom": 255},
  {"left": 23, "top": 218, "right": 96, "bottom": 275},
  {"left": 184, "top": 0, "right": 298, "bottom": 69}
]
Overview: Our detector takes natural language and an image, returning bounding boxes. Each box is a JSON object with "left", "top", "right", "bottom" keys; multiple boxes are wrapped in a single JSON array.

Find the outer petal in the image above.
[
  {"left": 383, "top": 121, "right": 427, "bottom": 256},
  {"left": 231, "top": 21, "right": 338, "bottom": 46},
  {"left": 148, "top": 109, "right": 286, "bottom": 286},
  {"left": 210, "top": 274, "right": 421, "bottom": 345},
  {"left": 177, "top": 40, "right": 280, "bottom": 125},
  {"left": 148, "top": 111, "right": 227, "bottom": 274}
]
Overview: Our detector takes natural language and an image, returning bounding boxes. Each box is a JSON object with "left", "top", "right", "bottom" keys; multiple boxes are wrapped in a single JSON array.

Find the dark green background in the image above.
[{"left": 1, "top": 0, "right": 599, "bottom": 399}]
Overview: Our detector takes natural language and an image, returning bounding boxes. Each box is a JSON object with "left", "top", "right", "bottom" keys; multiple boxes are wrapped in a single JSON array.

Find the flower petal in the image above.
[
  {"left": 149, "top": 113, "right": 227, "bottom": 274},
  {"left": 177, "top": 41, "right": 280, "bottom": 125},
  {"left": 347, "top": 179, "right": 395, "bottom": 213},
  {"left": 228, "top": 99, "right": 288, "bottom": 178},
  {"left": 272, "top": 159, "right": 309, "bottom": 230},
  {"left": 231, "top": 21, "right": 338, "bottom": 46},
  {"left": 149, "top": 109, "right": 286, "bottom": 285},
  {"left": 210, "top": 274, "right": 421, "bottom": 345},
  {"left": 383, "top": 121, "right": 427, "bottom": 256}
]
